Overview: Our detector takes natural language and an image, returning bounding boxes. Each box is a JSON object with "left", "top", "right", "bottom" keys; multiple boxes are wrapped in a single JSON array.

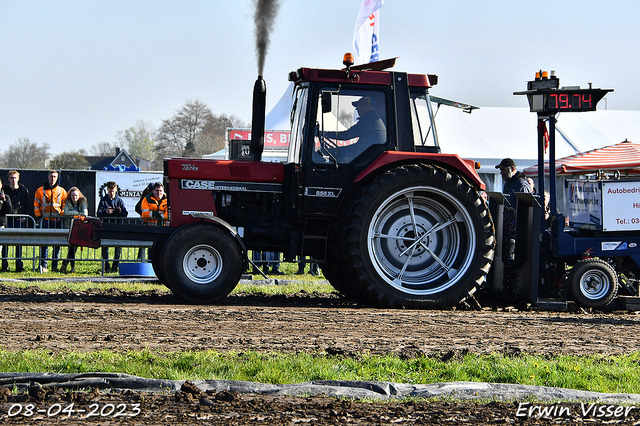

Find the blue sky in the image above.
[{"left": 1, "top": 0, "right": 638, "bottom": 155}]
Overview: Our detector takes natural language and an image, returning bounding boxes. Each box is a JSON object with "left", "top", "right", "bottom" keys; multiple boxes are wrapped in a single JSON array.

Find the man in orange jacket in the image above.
[
  {"left": 34, "top": 170, "right": 67, "bottom": 273},
  {"left": 140, "top": 182, "right": 168, "bottom": 225}
]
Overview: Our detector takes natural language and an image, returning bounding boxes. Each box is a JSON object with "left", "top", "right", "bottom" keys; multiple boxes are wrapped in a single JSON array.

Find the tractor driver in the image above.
[{"left": 322, "top": 96, "right": 386, "bottom": 162}]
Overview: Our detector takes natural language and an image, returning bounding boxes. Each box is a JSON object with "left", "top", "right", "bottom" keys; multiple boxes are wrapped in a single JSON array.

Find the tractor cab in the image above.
[{"left": 285, "top": 54, "right": 442, "bottom": 216}]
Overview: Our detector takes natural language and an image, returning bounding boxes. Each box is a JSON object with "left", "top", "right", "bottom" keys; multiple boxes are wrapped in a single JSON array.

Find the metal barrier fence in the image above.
[
  {"left": 0, "top": 215, "right": 311, "bottom": 276},
  {"left": 0, "top": 215, "right": 158, "bottom": 275}
]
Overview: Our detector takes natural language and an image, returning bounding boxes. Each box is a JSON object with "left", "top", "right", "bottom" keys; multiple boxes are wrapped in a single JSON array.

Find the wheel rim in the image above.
[
  {"left": 182, "top": 244, "right": 223, "bottom": 285},
  {"left": 579, "top": 269, "right": 611, "bottom": 300},
  {"left": 367, "top": 186, "right": 476, "bottom": 295}
]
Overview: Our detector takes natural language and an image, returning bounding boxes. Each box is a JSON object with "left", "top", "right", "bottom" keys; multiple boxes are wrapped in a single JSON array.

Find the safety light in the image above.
[
  {"left": 535, "top": 70, "right": 550, "bottom": 80},
  {"left": 343, "top": 53, "right": 354, "bottom": 68}
]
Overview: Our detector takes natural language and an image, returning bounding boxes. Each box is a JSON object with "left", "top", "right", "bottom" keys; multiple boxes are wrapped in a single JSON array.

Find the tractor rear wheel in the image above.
[
  {"left": 161, "top": 224, "right": 243, "bottom": 304},
  {"left": 322, "top": 249, "right": 360, "bottom": 299},
  {"left": 150, "top": 240, "right": 170, "bottom": 289},
  {"left": 568, "top": 259, "right": 618, "bottom": 309},
  {"left": 341, "top": 164, "right": 494, "bottom": 309}
]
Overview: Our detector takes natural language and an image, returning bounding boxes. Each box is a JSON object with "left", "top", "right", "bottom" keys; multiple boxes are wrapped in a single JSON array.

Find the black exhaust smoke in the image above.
[
  {"left": 250, "top": 0, "right": 280, "bottom": 161},
  {"left": 251, "top": 76, "right": 266, "bottom": 161},
  {"left": 254, "top": 0, "right": 281, "bottom": 76}
]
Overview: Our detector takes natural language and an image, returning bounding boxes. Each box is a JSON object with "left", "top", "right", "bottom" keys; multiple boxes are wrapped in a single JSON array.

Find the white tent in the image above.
[
  {"left": 434, "top": 107, "right": 640, "bottom": 165},
  {"left": 434, "top": 106, "right": 640, "bottom": 190},
  {"left": 265, "top": 83, "right": 294, "bottom": 130}
]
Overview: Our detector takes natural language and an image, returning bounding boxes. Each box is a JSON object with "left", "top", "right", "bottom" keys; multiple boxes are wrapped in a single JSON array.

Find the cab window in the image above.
[
  {"left": 314, "top": 89, "right": 387, "bottom": 164},
  {"left": 410, "top": 91, "right": 439, "bottom": 148},
  {"left": 287, "top": 85, "right": 308, "bottom": 163}
]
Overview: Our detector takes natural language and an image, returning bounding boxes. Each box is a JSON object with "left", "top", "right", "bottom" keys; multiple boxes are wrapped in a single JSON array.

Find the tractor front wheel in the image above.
[{"left": 161, "top": 224, "right": 243, "bottom": 304}]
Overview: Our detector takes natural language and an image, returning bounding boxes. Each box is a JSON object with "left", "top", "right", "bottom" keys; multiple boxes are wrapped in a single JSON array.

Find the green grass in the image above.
[
  {"left": 0, "top": 246, "right": 323, "bottom": 281},
  {"left": 1, "top": 349, "right": 639, "bottom": 394},
  {"left": 0, "top": 269, "right": 333, "bottom": 295},
  {"left": 1, "top": 257, "right": 638, "bottom": 396}
]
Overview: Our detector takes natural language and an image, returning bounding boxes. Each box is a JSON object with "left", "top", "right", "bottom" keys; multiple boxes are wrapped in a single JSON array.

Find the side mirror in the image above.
[{"left": 321, "top": 92, "right": 332, "bottom": 114}]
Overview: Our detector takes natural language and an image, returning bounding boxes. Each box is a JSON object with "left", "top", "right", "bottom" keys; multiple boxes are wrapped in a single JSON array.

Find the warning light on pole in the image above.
[{"left": 514, "top": 71, "right": 613, "bottom": 113}]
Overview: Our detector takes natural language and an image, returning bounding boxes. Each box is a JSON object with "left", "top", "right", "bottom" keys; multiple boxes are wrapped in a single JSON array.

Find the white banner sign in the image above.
[
  {"left": 95, "top": 171, "right": 163, "bottom": 218},
  {"left": 567, "top": 180, "right": 602, "bottom": 228},
  {"left": 602, "top": 180, "right": 640, "bottom": 231}
]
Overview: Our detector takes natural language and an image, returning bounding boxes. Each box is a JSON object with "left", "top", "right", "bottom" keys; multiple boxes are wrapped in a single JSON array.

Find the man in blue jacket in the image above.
[
  {"left": 495, "top": 158, "right": 532, "bottom": 293},
  {"left": 97, "top": 181, "right": 128, "bottom": 272}
]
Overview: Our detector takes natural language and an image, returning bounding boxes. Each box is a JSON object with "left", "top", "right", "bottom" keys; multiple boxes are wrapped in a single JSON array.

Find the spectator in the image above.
[
  {"left": 2, "top": 170, "right": 29, "bottom": 272},
  {"left": 0, "top": 180, "right": 13, "bottom": 272},
  {"left": 60, "top": 187, "right": 88, "bottom": 273},
  {"left": 296, "top": 256, "right": 318, "bottom": 276},
  {"left": 135, "top": 183, "right": 154, "bottom": 261},
  {"left": 526, "top": 177, "right": 538, "bottom": 195},
  {"left": 34, "top": 170, "right": 67, "bottom": 273},
  {"left": 141, "top": 182, "right": 168, "bottom": 226},
  {"left": 495, "top": 158, "right": 531, "bottom": 293},
  {"left": 252, "top": 251, "right": 283, "bottom": 275},
  {"left": 264, "top": 252, "right": 283, "bottom": 275},
  {"left": 97, "top": 181, "right": 128, "bottom": 273}
]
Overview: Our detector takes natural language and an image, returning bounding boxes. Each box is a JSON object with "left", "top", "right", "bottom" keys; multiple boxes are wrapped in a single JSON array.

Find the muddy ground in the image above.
[{"left": 1, "top": 283, "right": 640, "bottom": 424}]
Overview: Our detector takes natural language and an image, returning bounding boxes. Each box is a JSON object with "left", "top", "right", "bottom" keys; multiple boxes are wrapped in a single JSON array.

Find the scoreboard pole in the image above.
[{"left": 515, "top": 71, "right": 612, "bottom": 306}]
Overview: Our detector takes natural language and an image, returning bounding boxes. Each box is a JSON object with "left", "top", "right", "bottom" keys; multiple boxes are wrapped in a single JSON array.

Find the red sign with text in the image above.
[{"left": 229, "top": 129, "right": 290, "bottom": 148}]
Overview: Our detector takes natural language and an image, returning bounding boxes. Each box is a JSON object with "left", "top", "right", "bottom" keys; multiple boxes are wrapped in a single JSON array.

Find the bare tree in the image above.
[
  {"left": 156, "top": 100, "right": 247, "bottom": 161},
  {"left": 156, "top": 99, "right": 214, "bottom": 159},
  {"left": 198, "top": 113, "right": 247, "bottom": 156},
  {"left": 90, "top": 141, "right": 119, "bottom": 156},
  {"left": 2, "top": 138, "right": 51, "bottom": 169},
  {"left": 49, "top": 150, "right": 90, "bottom": 170}
]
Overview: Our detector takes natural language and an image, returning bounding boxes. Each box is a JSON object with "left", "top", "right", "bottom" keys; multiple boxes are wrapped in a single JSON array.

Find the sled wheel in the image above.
[
  {"left": 161, "top": 223, "right": 242, "bottom": 304},
  {"left": 341, "top": 164, "right": 494, "bottom": 309},
  {"left": 568, "top": 259, "right": 618, "bottom": 309}
]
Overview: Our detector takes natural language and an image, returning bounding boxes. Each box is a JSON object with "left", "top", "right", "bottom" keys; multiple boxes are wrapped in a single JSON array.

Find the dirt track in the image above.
[{"left": 1, "top": 283, "right": 640, "bottom": 424}]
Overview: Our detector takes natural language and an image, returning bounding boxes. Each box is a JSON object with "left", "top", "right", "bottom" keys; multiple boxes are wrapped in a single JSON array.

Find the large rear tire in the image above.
[
  {"left": 161, "top": 224, "right": 243, "bottom": 304},
  {"left": 322, "top": 248, "right": 359, "bottom": 299},
  {"left": 568, "top": 259, "right": 618, "bottom": 309},
  {"left": 341, "top": 164, "right": 494, "bottom": 309},
  {"left": 150, "top": 240, "right": 170, "bottom": 289}
]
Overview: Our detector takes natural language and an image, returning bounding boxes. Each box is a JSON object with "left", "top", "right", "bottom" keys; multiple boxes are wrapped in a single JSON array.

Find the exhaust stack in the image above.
[{"left": 251, "top": 76, "right": 266, "bottom": 161}]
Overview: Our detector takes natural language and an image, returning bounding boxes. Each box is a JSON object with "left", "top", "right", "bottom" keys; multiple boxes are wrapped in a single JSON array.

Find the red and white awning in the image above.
[{"left": 524, "top": 140, "right": 640, "bottom": 176}]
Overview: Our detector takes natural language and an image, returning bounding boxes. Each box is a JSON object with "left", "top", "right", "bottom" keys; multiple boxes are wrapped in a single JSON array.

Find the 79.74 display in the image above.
[
  {"left": 545, "top": 90, "right": 609, "bottom": 112},
  {"left": 548, "top": 91, "right": 594, "bottom": 111}
]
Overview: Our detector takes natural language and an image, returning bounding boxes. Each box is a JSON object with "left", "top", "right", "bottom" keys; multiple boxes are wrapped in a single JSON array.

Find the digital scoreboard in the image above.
[{"left": 514, "top": 71, "right": 613, "bottom": 113}]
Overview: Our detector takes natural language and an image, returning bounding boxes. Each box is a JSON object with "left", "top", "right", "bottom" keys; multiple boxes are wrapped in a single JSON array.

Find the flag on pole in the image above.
[
  {"left": 538, "top": 120, "right": 549, "bottom": 153},
  {"left": 353, "top": 0, "right": 383, "bottom": 64}
]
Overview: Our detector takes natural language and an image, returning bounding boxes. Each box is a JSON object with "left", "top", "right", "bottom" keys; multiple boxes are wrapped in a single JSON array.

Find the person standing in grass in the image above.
[
  {"left": 61, "top": 187, "right": 88, "bottom": 274},
  {"left": 2, "top": 170, "right": 30, "bottom": 272},
  {"left": 97, "top": 181, "right": 128, "bottom": 273},
  {"left": 34, "top": 170, "right": 67, "bottom": 273},
  {"left": 0, "top": 180, "right": 13, "bottom": 273}
]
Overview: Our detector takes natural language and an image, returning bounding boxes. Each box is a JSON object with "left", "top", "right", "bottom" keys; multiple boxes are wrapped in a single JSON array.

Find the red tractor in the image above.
[{"left": 72, "top": 55, "right": 495, "bottom": 309}]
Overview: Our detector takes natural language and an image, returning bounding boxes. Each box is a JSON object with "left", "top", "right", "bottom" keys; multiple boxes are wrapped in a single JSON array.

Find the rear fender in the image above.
[{"left": 355, "top": 151, "right": 485, "bottom": 190}]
